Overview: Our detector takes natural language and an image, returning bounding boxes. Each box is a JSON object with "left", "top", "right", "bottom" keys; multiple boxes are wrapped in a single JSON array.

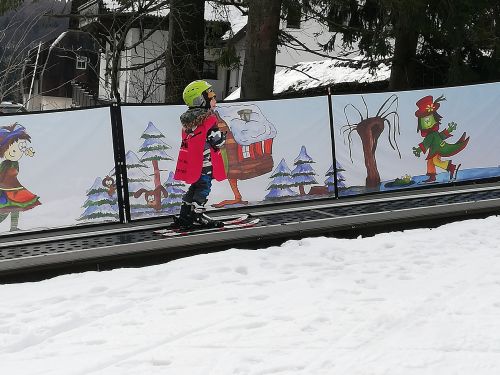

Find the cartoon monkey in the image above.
[
  {"left": 133, "top": 185, "right": 168, "bottom": 211},
  {"left": 102, "top": 175, "right": 116, "bottom": 197}
]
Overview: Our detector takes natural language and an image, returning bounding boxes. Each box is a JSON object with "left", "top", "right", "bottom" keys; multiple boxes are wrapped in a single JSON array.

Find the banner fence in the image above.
[{"left": 0, "top": 82, "right": 498, "bottom": 236}]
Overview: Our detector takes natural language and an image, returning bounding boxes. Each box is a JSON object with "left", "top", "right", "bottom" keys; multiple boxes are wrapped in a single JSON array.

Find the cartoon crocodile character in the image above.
[{"left": 412, "top": 95, "right": 469, "bottom": 183}]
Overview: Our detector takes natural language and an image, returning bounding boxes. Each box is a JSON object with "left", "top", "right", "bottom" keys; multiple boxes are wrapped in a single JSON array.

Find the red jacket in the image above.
[{"left": 174, "top": 114, "right": 226, "bottom": 184}]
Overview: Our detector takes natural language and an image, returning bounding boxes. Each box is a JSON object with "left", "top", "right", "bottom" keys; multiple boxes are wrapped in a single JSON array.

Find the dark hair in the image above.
[{"left": 0, "top": 123, "right": 31, "bottom": 158}]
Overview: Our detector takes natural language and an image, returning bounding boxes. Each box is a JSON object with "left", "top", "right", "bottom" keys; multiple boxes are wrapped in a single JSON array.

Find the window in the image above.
[
  {"left": 76, "top": 55, "right": 88, "bottom": 70},
  {"left": 286, "top": 3, "right": 302, "bottom": 29},
  {"left": 203, "top": 60, "right": 218, "bottom": 80},
  {"left": 242, "top": 145, "right": 250, "bottom": 159}
]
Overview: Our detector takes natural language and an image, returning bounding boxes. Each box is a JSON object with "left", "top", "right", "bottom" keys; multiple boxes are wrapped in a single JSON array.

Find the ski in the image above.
[
  {"left": 153, "top": 213, "right": 250, "bottom": 235},
  {"left": 158, "top": 217, "right": 260, "bottom": 237},
  {"left": 162, "top": 218, "right": 260, "bottom": 237}
]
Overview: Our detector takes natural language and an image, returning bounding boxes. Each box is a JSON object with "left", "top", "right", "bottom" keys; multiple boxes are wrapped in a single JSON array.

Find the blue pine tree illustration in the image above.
[
  {"left": 265, "top": 158, "right": 297, "bottom": 200},
  {"left": 162, "top": 171, "right": 186, "bottom": 214},
  {"left": 78, "top": 177, "right": 119, "bottom": 222},
  {"left": 291, "top": 146, "right": 318, "bottom": 195}
]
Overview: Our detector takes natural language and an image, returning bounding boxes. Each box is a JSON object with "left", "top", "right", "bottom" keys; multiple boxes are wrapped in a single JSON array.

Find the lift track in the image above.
[{"left": 1, "top": 183, "right": 500, "bottom": 278}]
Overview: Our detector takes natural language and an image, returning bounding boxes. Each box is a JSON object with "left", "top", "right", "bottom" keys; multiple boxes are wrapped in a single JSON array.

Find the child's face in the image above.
[
  {"left": 207, "top": 89, "right": 217, "bottom": 109},
  {"left": 4, "top": 140, "right": 26, "bottom": 161}
]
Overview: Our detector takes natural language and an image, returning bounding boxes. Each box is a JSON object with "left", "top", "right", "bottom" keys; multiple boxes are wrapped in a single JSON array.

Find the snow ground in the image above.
[{"left": 2, "top": 215, "right": 500, "bottom": 374}]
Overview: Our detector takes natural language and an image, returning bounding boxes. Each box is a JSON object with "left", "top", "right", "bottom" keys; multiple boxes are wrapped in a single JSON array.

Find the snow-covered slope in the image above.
[{"left": 2, "top": 215, "right": 500, "bottom": 374}]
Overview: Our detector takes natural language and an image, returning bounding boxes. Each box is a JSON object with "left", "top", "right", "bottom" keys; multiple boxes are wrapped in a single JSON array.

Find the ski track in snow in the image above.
[{"left": 2, "top": 216, "right": 500, "bottom": 374}]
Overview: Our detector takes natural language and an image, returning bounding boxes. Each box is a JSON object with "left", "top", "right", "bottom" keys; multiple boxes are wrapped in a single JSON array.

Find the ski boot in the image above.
[
  {"left": 192, "top": 202, "right": 224, "bottom": 228},
  {"left": 172, "top": 201, "right": 195, "bottom": 229}
]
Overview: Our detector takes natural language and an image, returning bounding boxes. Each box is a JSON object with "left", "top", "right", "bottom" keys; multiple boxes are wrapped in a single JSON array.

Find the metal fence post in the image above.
[
  {"left": 109, "top": 104, "right": 131, "bottom": 222},
  {"left": 327, "top": 87, "right": 339, "bottom": 199}
]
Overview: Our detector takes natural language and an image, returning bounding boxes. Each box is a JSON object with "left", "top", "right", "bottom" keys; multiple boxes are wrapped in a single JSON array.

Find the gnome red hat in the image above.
[{"left": 415, "top": 95, "right": 446, "bottom": 118}]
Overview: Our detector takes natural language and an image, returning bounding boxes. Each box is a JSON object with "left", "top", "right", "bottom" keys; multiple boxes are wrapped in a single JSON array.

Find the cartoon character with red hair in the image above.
[
  {"left": 412, "top": 95, "right": 469, "bottom": 183},
  {"left": 0, "top": 123, "right": 40, "bottom": 231}
]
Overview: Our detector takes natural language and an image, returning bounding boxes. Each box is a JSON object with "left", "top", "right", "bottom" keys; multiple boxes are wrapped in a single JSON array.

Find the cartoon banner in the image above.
[
  {"left": 332, "top": 82, "right": 500, "bottom": 196},
  {"left": 120, "top": 95, "right": 334, "bottom": 220},
  {"left": 0, "top": 107, "right": 118, "bottom": 235}
]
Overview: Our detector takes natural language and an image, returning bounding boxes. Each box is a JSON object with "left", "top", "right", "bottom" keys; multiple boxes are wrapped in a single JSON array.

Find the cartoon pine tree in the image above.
[
  {"left": 125, "top": 150, "right": 154, "bottom": 218},
  {"left": 265, "top": 158, "right": 297, "bottom": 200},
  {"left": 162, "top": 171, "right": 186, "bottom": 214},
  {"left": 324, "top": 161, "right": 346, "bottom": 194},
  {"left": 78, "top": 177, "right": 119, "bottom": 222},
  {"left": 139, "top": 121, "right": 173, "bottom": 189},
  {"left": 324, "top": 165, "right": 335, "bottom": 193},
  {"left": 291, "top": 146, "right": 318, "bottom": 195},
  {"left": 336, "top": 161, "right": 347, "bottom": 191}
]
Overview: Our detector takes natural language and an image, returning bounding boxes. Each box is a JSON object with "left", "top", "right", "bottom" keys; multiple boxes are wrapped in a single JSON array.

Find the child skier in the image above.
[{"left": 173, "top": 80, "right": 227, "bottom": 228}]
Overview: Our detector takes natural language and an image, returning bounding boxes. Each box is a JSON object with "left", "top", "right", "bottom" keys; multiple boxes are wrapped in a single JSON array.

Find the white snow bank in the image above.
[{"left": 2, "top": 215, "right": 500, "bottom": 374}]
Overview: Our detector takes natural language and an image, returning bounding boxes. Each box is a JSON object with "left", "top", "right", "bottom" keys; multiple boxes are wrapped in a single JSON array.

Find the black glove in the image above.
[{"left": 208, "top": 128, "right": 226, "bottom": 150}]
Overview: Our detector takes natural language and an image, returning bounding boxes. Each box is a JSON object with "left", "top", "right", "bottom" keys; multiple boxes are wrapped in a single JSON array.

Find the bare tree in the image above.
[
  {"left": 0, "top": 11, "right": 57, "bottom": 103},
  {"left": 76, "top": 0, "right": 170, "bottom": 103}
]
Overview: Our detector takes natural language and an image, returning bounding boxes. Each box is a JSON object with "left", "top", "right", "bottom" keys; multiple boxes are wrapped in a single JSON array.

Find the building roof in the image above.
[{"left": 225, "top": 57, "right": 391, "bottom": 100}]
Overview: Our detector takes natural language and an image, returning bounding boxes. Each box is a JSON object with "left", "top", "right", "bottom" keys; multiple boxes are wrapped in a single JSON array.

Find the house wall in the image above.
[
  {"left": 98, "top": 26, "right": 231, "bottom": 104},
  {"left": 22, "top": 30, "right": 99, "bottom": 111},
  {"left": 276, "top": 17, "right": 335, "bottom": 69},
  {"left": 223, "top": 37, "right": 245, "bottom": 98},
  {"left": 204, "top": 49, "right": 229, "bottom": 100},
  {"left": 97, "top": 28, "right": 169, "bottom": 103},
  {"left": 128, "top": 28, "right": 169, "bottom": 103},
  {"left": 25, "top": 91, "right": 73, "bottom": 111},
  {"left": 40, "top": 96, "right": 73, "bottom": 110},
  {"left": 95, "top": 8, "right": 340, "bottom": 103}
]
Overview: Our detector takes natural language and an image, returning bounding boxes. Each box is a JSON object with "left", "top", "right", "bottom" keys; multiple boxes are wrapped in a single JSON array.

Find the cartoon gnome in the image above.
[{"left": 412, "top": 95, "right": 469, "bottom": 183}]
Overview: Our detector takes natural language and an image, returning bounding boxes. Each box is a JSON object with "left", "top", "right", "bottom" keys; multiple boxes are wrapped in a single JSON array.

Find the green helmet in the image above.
[{"left": 182, "top": 80, "right": 212, "bottom": 107}]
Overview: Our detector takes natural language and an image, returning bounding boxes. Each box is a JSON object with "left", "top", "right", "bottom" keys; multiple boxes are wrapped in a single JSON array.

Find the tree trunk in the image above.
[
  {"left": 240, "top": 0, "right": 282, "bottom": 100},
  {"left": 388, "top": 9, "right": 419, "bottom": 90},
  {"left": 152, "top": 159, "right": 161, "bottom": 189},
  {"left": 165, "top": 0, "right": 205, "bottom": 103},
  {"left": 356, "top": 117, "right": 384, "bottom": 188},
  {"left": 110, "top": 36, "right": 125, "bottom": 103}
]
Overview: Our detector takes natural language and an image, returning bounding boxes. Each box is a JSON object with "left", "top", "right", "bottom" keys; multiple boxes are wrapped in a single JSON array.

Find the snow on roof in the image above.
[
  {"left": 224, "top": 58, "right": 390, "bottom": 100},
  {"left": 274, "top": 58, "right": 391, "bottom": 94},
  {"left": 216, "top": 104, "right": 277, "bottom": 146},
  {"left": 50, "top": 31, "right": 69, "bottom": 49}
]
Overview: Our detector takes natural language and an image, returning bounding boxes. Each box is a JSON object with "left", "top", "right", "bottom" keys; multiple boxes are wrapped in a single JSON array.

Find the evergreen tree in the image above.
[
  {"left": 125, "top": 150, "right": 155, "bottom": 218},
  {"left": 139, "top": 121, "right": 173, "bottom": 189},
  {"left": 162, "top": 171, "right": 186, "bottom": 214},
  {"left": 324, "top": 161, "right": 346, "bottom": 194},
  {"left": 336, "top": 163, "right": 346, "bottom": 191},
  {"left": 265, "top": 158, "right": 297, "bottom": 200},
  {"left": 78, "top": 177, "right": 119, "bottom": 222},
  {"left": 291, "top": 146, "right": 318, "bottom": 195},
  {"left": 316, "top": 0, "right": 500, "bottom": 88}
]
